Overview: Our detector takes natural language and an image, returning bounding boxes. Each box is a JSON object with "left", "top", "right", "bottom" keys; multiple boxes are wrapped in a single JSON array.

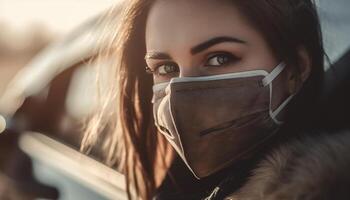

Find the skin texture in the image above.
[
  {"left": 146, "top": 0, "right": 283, "bottom": 84},
  {"left": 144, "top": 0, "right": 313, "bottom": 114},
  {"left": 143, "top": 0, "right": 316, "bottom": 187}
]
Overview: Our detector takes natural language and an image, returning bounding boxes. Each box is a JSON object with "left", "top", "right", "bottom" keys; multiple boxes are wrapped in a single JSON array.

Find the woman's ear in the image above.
[
  {"left": 297, "top": 46, "right": 312, "bottom": 83},
  {"left": 287, "top": 46, "right": 312, "bottom": 93}
]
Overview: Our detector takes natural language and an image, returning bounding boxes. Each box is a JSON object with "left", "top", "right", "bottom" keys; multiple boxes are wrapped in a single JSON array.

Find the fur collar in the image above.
[{"left": 224, "top": 131, "right": 350, "bottom": 200}]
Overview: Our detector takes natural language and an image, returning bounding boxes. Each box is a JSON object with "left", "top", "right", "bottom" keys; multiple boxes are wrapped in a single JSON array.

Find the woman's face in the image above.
[{"left": 145, "top": 0, "right": 280, "bottom": 84}]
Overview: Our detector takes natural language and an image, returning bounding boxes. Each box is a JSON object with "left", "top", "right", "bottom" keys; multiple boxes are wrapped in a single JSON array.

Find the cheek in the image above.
[
  {"left": 239, "top": 47, "right": 279, "bottom": 72},
  {"left": 237, "top": 33, "right": 279, "bottom": 72},
  {"left": 153, "top": 76, "right": 170, "bottom": 84}
]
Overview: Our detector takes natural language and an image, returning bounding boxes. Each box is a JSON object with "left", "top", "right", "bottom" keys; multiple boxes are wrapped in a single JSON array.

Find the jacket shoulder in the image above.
[{"left": 226, "top": 131, "right": 350, "bottom": 200}]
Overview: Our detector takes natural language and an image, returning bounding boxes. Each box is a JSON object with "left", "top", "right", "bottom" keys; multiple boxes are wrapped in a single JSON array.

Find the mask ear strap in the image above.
[
  {"left": 270, "top": 94, "right": 295, "bottom": 124},
  {"left": 261, "top": 62, "right": 293, "bottom": 125},
  {"left": 262, "top": 62, "right": 286, "bottom": 86}
]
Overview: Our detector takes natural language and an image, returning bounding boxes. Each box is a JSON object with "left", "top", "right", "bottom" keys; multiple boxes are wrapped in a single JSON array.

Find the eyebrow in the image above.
[
  {"left": 145, "top": 36, "right": 246, "bottom": 60},
  {"left": 191, "top": 36, "right": 246, "bottom": 55},
  {"left": 145, "top": 52, "right": 171, "bottom": 60}
]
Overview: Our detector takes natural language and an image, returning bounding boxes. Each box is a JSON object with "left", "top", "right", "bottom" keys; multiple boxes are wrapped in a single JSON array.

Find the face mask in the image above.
[{"left": 152, "top": 62, "right": 294, "bottom": 178}]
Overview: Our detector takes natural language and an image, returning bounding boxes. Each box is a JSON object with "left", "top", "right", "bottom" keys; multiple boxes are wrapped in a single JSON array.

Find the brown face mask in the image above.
[{"left": 152, "top": 63, "right": 294, "bottom": 178}]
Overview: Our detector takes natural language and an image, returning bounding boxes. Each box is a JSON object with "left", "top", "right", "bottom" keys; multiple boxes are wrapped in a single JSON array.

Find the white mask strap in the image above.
[
  {"left": 262, "top": 62, "right": 286, "bottom": 86},
  {"left": 262, "top": 62, "right": 294, "bottom": 125},
  {"left": 270, "top": 94, "right": 295, "bottom": 124}
]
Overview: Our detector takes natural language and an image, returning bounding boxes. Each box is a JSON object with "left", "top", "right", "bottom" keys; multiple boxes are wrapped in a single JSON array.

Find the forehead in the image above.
[{"left": 145, "top": 0, "right": 259, "bottom": 52}]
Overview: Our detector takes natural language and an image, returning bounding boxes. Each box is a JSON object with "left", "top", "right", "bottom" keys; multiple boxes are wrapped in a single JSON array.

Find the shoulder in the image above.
[{"left": 226, "top": 131, "right": 350, "bottom": 200}]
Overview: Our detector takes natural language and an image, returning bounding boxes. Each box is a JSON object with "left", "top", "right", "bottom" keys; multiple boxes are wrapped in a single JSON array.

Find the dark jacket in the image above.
[{"left": 203, "top": 131, "right": 350, "bottom": 200}]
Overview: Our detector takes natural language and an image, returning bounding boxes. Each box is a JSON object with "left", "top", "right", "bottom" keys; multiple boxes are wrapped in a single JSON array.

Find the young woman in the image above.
[{"left": 82, "top": 0, "right": 329, "bottom": 199}]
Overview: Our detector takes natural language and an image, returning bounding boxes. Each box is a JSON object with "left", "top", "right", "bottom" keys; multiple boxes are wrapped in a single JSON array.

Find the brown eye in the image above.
[
  {"left": 156, "top": 63, "right": 179, "bottom": 76},
  {"left": 206, "top": 53, "right": 236, "bottom": 67}
]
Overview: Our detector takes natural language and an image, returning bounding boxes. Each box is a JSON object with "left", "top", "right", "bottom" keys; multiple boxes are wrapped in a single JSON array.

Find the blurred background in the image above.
[
  {"left": 0, "top": 0, "right": 349, "bottom": 200},
  {"left": 0, "top": 1, "right": 127, "bottom": 200},
  {"left": 0, "top": 0, "right": 115, "bottom": 97}
]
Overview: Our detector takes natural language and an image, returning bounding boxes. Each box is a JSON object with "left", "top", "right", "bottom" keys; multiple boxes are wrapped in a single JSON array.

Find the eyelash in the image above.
[
  {"left": 146, "top": 52, "right": 240, "bottom": 76},
  {"left": 146, "top": 62, "right": 179, "bottom": 76},
  {"left": 205, "top": 52, "right": 239, "bottom": 67}
]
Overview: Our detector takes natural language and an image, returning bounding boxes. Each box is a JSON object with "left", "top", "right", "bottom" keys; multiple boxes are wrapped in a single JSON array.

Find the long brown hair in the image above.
[
  {"left": 82, "top": 0, "right": 325, "bottom": 199},
  {"left": 82, "top": 1, "right": 173, "bottom": 199}
]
